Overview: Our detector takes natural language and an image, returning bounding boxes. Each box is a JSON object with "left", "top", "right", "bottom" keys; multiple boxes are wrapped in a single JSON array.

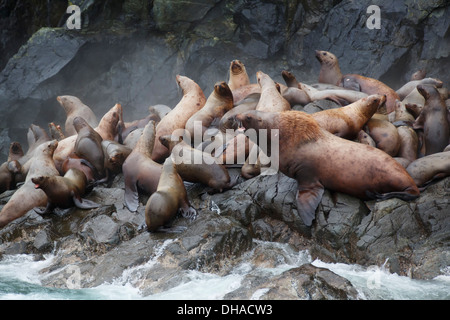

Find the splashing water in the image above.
[{"left": 0, "top": 240, "right": 448, "bottom": 300}]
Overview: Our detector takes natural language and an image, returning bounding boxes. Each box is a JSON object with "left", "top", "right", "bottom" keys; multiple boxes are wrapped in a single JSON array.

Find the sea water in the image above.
[{"left": 0, "top": 241, "right": 448, "bottom": 300}]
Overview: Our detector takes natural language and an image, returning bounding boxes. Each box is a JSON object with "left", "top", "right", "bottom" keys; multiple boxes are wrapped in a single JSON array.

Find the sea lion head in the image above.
[
  {"left": 281, "top": 70, "right": 297, "bottom": 87},
  {"left": 43, "top": 140, "right": 59, "bottom": 156},
  {"left": 416, "top": 84, "right": 439, "bottom": 101},
  {"left": 9, "top": 142, "right": 24, "bottom": 159},
  {"left": 235, "top": 110, "right": 269, "bottom": 132},
  {"left": 214, "top": 81, "right": 233, "bottom": 101},
  {"left": 73, "top": 116, "right": 90, "bottom": 132},
  {"left": 230, "top": 60, "right": 245, "bottom": 75},
  {"left": 57, "top": 95, "right": 82, "bottom": 114},
  {"left": 159, "top": 134, "right": 183, "bottom": 152},
  {"left": 31, "top": 176, "right": 49, "bottom": 189},
  {"left": 315, "top": 50, "right": 338, "bottom": 67}
]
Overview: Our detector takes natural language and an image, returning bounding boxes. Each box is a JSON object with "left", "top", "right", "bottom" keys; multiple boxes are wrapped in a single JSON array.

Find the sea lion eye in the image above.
[
  {"left": 323, "top": 52, "right": 327, "bottom": 56},
  {"left": 246, "top": 115, "right": 252, "bottom": 121}
]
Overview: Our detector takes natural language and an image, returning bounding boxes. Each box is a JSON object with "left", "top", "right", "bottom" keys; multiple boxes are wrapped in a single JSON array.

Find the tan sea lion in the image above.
[
  {"left": 122, "top": 121, "right": 162, "bottom": 212},
  {"left": 281, "top": 70, "right": 300, "bottom": 88},
  {"left": 53, "top": 103, "right": 123, "bottom": 173},
  {"left": 315, "top": 50, "right": 399, "bottom": 114},
  {"left": 357, "top": 130, "right": 376, "bottom": 147},
  {"left": 228, "top": 60, "right": 251, "bottom": 91},
  {"left": 232, "top": 83, "right": 261, "bottom": 104},
  {"left": 393, "top": 100, "right": 415, "bottom": 125},
  {"left": 101, "top": 140, "right": 132, "bottom": 185},
  {"left": 0, "top": 161, "right": 20, "bottom": 193},
  {"left": 0, "top": 140, "right": 59, "bottom": 228},
  {"left": 406, "top": 151, "right": 450, "bottom": 188},
  {"left": 396, "top": 78, "right": 443, "bottom": 100},
  {"left": 255, "top": 71, "right": 290, "bottom": 112},
  {"left": 152, "top": 75, "right": 206, "bottom": 163},
  {"left": 299, "top": 82, "right": 368, "bottom": 106},
  {"left": 235, "top": 110, "right": 420, "bottom": 226},
  {"left": 185, "top": 81, "right": 234, "bottom": 138},
  {"left": 57, "top": 95, "right": 98, "bottom": 136},
  {"left": 160, "top": 134, "right": 235, "bottom": 192},
  {"left": 311, "top": 94, "right": 384, "bottom": 140},
  {"left": 73, "top": 117, "right": 105, "bottom": 179},
  {"left": 219, "top": 93, "right": 259, "bottom": 132},
  {"left": 413, "top": 84, "right": 450, "bottom": 155},
  {"left": 395, "top": 125, "right": 419, "bottom": 163},
  {"left": 364, "top": 117, "right": 401, "bottom": 156},
  {"left": 120, "top": 113, "right": 160, "bottom": 142},
  {"left": 32, "top": 168, "right": 99, "bottom": 214},
  {"left": 7, "top": 142, "right": 24, "bottom": 162},
  {"left": 145, "top": 157, "right": 196, "bottom": 232}
]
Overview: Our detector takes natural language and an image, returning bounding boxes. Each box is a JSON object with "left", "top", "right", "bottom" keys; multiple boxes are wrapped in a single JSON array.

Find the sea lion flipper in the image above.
[
  {"left": 73, "top": 195, "right": 100, "bottom": 209},
  {"left": 179, "top": 206, "right": 197, "bottom": 221},
  {"left": 124, "top": 183, "right": 139, "bottom": 212},
  {"left": 296, "top": 184, "right": 324, "bottom": 227}
]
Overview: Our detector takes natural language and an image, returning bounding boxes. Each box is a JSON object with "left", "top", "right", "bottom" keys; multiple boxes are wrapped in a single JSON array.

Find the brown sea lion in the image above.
[
  {"left": 0, "top": 140, "right": 59, "bottom": 228},
  {"left": 235, "top": 110, "right": 419, "bottom": 226},
  {"left": 145, "top": 157, "right": 196, "bottom": 232},
  {"left": 281, "top": 70, "right": 300, "bottom": 88},
  {"left": 53, "top": 103, "right": 122, "bottom": 173},
  {"left": 315, "top": 50, "right": 399, "bottom": 114},
  {"left": 57, "top": 95, "right": 98, "bottom": 136},
  {"left": 185, "top": 81, "right": 234, "bottom": 139},
  {"left": 7, "top": 142, "right": 24, "bottom": 162},
  {"left": 393, "top": 100, "right": 415, "bottom": 125},
  {"left": 32, "top": 168, "right": 99, "bottom": 214},
  {"left": 0, "top": 161, "right": 20, "bottom": 193},
  {"left": 122, "top": 121, "right": 162, "bottom": 212},
  {"left": 406, "top": 151, "right": 450, "bottom": 188},
  {"left": 152, "top": 75, "right": 206, "bottom": 163},
  {"left": 228, "top": 60, "right": 251, "bottom": 91},
  {"left": 281, "top": 87, "right": 310, "bottom": 107},
  {"left": 364, "top": 117, "right": 401, "bottom": 156},
  {"left": 160, "top": 134, "right": 235, "bottom": 192},
  {"left": 73, "top": 117, "right": 105, "bottom": 179},
  {"left": 255, "top": 71, "right": 290, "bottom": 112},
  {"left": 413, "top": 84, "right": 450, "bottom": 155},
  {"left": 311, "top": 94, "right": 385, "bottom": 140},
  {"left": 396, "top": 78, "right": 443, "bottom": 100}
]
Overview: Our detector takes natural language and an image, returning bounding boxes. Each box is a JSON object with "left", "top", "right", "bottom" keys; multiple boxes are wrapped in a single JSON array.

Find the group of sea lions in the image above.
[{"left": 1, "top": 51, "right": 449, "bottom": 230}]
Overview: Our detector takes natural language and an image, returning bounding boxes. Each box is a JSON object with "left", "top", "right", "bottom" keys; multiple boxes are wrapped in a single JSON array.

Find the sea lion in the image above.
[
  {"left": 219, "top": 93, "right": 259, "bottom": 132},
  {"left": 57, "top": 95, "right": 98, "bottom": 136},
  {"left": 299, "top": 82, "right": 368, "bottom": 106},
  {"left": 406, "top": 151, "right": 450, "bottom": 188},
  {"left": 357, "top": 130, "right": 376, "bottom": 147},
  {"left": 281, "top": 70, "right": 300, "bottom": 88},
  {"left": 413, "top": 84, "right": 450, "bottom": 155},
  {"left": 53, "top": 103, "right": 123, "bottom": 173},
  {"left": 61, "top": 153, "right": 96, "bottom": 184},
  {"left": 160, "top": 134, "right": 235, "bottom": 192},
  {"left": 311, "top": 94, "right": 384, "bottom": 140},
  {"left": 364, "top": 117, "right": 401, "bottom": 157},
  {"left": 145, "top": 157, "right": 196, "bottom": 232},
  {"left": 235, "top": 110, "right": 420, "bottom": 226},
  {"left": 148, "top": 104, "right": 172, "bottom": 120},
  {"left": 122, "top": 121, "right": 162, "bottom": 212},
  {"left": 120, "top": 113, "right": 160, "bottom": 142},
  {"left": 32, "top": 168, "right": 99, "bottom": 214},
  {"left": 0, "top": 140, "right": 59, "bottom": 228},
  {"left": 0, "top": 161, "right": 20, "bottom": 193},
  {"left": 73, "top": 117, "right": 105, "bottom": 179},
  {"left": 396, "top": 78, "right": 443, "bottom": 100},
  {"left": 228, "top": 60, "right": 251, "bottom": 91},
  {"left": 185, "top": 81, "right": 234, "bottom": 139},
  {"left": 232, "top": 83, "right": 261, "bottom": 104},
  {"left": 396, "top": 125, "right": 419, "bottom": 163},
  {"left": 7, "top": 142, "right": 24, "bottom": 162},
  {"left": 315, "top": 50, "right": 399, "bottom": 113},
  {"left": 101, "top": 140, "right": 132, "bottom": 185},
  {"left": 255, "top": 71, "right": 290, "bottom": 112},
  {"left": 152, "top": 75, "right": 206, "bottom": 163},
  {"left": 393, "top": 100, "right": 415, "bottom": 125}
]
